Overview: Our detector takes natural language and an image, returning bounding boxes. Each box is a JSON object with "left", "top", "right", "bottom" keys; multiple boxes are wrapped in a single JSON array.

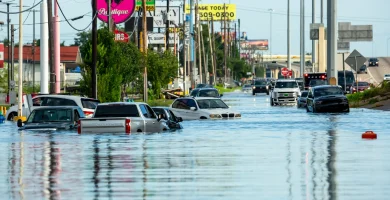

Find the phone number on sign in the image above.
[{"left": 199, "top": 12, "right": 235, "bottom": 19}]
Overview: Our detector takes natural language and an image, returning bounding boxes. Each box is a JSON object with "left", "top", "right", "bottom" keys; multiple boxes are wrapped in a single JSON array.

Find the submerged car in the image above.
[
  {"left": 170, "top": 97, "right": 241, "bottom": 120},
  {"left": 242, "top": 84, "right": 252, "bottom": 93},
  {"left": 297, "top": 91, "right": 309, "bottom": 108},
  {"left": 306, "top": 85, "right": 349, "bottom": 113},
  {"left": 17, "top": 106, "right": 85, "bottom": 130},
  {"left": 190, "top": 88, "right": 222, "bottom": 98},
  {"left": 152, "top": 107, "right": 183, "bottom": 130}
]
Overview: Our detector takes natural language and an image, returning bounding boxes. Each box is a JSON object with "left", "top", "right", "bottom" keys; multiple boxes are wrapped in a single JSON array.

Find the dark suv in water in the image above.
[
  {"left": 252, "top": 79, "right": 269, "bottom": 95},
  {"left": 306, "top": 85, "right": 349, "bottom": 113}
]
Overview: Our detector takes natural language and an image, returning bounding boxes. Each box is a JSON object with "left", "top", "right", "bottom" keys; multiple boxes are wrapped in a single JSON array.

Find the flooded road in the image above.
[{"left": 1, "top": 91, "right": 390, "bottom": 199}]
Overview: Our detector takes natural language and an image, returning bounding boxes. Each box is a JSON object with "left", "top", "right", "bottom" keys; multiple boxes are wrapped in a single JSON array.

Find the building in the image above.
[{"left": 3, "top": 45, "right": 83, "bottom": 87}]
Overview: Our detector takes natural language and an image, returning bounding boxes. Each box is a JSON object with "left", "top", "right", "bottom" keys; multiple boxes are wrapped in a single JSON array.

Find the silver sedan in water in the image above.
[{"left": 242, "top": 84, "right": 252, "bottom": 93}]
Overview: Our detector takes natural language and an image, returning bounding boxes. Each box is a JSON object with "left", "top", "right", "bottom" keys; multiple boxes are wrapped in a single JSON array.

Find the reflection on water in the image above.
[{"left": 1, "top": 92, "right": 390, "bottom": 199}]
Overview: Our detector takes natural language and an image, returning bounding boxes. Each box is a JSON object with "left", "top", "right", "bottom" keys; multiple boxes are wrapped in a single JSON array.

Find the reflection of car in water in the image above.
[{"left": 306, "top": 85, "right": 349, "bottom": 113}]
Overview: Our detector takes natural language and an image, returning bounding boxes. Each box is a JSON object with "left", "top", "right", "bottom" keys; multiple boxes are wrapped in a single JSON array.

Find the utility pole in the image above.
[
  {"left": 321, "top": 0, "right": 324, "bottom": 23},
  {"left": 211, "top": 17, "right": 217, "bottom": 86},
  {"left": 287, "top": 0, "right": 291, "bottom": 70},
  {"left": 268, "top": 9, "right": 273, "bottom": 62},
  {"left": 300, "top": 0, "right": 305, "bottom": 77},
  {"left": 238, "top": 19, "right": 240, "bottom": 56},
  {"left": 234, "top": 22, "right": 237, "bottom": 58},
  {"left": 223, "top": 3, "right": 227, "bottom": 83},
  {"left": 196, "top": 0, "right": 202, "bottom": 84},
  {"left": 92, "top": 0, "right": 97, "bottom": 98},
  {"left": 47, "top": 0, "right": 55, "bottom": 94},
  {"left": 165, "top": 0, "right": 169, "bottom": 49},
  {"left": 312, "top": 0, "right": 316, "bottom": 67},
  {"left": 208, "top": 20, "right": 215, "bottom": 85},
  {"left": 11, "top": 24, "right": 14, "bottom": 83},
  {"left": 108, "top": 0, "right": 112, "bottom": 32},
  {"left": 189, "top": 0, "right": 195, "bottom": 88},
  {"left": 142, "top": 0, "right": 148, "bottom": 102},
  {"left": 201, "top": 24, "right": 206, "bottom": 84},
  {"left": 17, "top": 0, "right": 24, "bottom": 118},
  {"left": 182, "top": 0, "right": 186, "bottom": 95},
  {"left": 32, "top": 9, "right": 36, "bottom": 93},
  {"left": 327, "top": 0, "right": 337, "bottom": 82}
]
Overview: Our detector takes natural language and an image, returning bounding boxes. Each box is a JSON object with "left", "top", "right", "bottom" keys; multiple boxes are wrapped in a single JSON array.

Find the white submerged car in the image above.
[{"left": 169, "top": 97, "right": 241, "bottom": 120}]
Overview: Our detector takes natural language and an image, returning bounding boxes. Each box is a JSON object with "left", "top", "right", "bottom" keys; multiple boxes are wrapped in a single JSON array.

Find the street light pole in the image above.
[
  {"left": 268, "top": 8, "right": 273, "bottom": 62},
  {"left": 287, "top": 0, "right": 291, "bottom": 70}
]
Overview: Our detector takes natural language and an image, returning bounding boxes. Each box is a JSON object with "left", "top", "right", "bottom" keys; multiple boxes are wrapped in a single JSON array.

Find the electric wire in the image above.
[
  {"left": 13, "top": 0, "right": 37, "bottom": 31},
  {"left": 56, "top": 0, "right": 97, "bottom": 31},
  {"left": 0, "top": 0, "right": 43, "bottom": 14}
]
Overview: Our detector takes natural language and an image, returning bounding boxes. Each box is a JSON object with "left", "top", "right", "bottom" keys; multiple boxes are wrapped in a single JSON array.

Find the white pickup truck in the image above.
[
  {"left": 270, "top": 79, "right": 301, "bottom": 106},
  {"left": 78, "top": 102, "right": 169, "bottom": 134}
]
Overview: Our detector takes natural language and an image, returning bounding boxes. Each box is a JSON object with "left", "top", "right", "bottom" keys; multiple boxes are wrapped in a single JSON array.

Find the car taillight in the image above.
[
  {"left": 125, "top": 119, "right": 131, "bottom": 135},
  {"left": 83, "top": 111, "right": 94, "bottom": 116},
  {"left": 77, "top": 120, "right": 81, "bottom": 134}
]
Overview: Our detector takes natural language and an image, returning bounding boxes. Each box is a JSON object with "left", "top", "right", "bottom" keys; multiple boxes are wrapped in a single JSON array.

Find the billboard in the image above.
[
  {"left": 240, "top": 40, "right": 269, "bottom": 51},
  {"left": 185, "top": 4, "right": 236, "bottom": 21},
  {"left": 97, "top": 0, "right": 136, "bottom": 24},
  {"left": 0, "top": 43, "right": 3, "bottom": 68},
  {"left": 135, "top": 0, "right": 155, "bottom": 11},
  {"left": 147, "top": 6, "right": 180, "bottom": 28},
  {"left": 148, "top": 33, "right": 179, "bottom": 45}
]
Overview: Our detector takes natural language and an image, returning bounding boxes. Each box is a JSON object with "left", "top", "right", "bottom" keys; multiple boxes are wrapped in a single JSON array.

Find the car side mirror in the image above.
[
  {"left": 17, "top": 119, "right": 23, "bottom": 128},
  {"left": 190, "top": 107, "right": 197, "bottom": 111},
  {"left": 220, "top": 94, "right": 223, "bottom": 97},
  {"left": 177, "top": 117, "right": 183, "bottom": 122}
]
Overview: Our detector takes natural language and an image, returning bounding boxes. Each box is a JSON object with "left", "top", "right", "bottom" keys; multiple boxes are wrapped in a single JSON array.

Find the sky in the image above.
[{"left": 1, "top": 0, "right": 390, "bottom": 57}]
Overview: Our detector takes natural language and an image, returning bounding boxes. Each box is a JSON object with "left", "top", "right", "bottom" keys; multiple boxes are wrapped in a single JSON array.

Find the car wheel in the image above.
[{"left": 7, "top": 112, "right": 17, "bottom": 121}]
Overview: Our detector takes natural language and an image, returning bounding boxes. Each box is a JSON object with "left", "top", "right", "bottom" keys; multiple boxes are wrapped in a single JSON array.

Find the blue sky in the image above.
[{"left": 1, "top": 0, "right": 389, "bottom": 57}]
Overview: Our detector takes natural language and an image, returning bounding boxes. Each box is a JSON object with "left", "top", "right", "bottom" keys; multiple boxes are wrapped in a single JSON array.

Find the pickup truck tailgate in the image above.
[{"left": 79, "top": 118, "right": 131, "bottom": 134}]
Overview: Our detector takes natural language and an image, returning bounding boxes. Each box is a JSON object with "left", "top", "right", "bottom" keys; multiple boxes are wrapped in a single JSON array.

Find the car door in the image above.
[
  {"left": 139, "top": 104, "right": 160, "bottom": 133},
  {"left": 183, "top": 99, "right": 201, "bottom": 119},
  {"left": 306, "top": 89, "right": 314, "bottom": 111},
  {"left": 170, "top": 99, "right": 189, "bottom": 119},
  {"left": 145, "top": 104, "right": 163, "bottom": 132}
]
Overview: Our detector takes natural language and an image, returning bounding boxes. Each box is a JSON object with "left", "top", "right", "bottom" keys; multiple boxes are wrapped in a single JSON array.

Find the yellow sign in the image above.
[{"left": 185, "top": 4, "right": 236, "bottom": 21}]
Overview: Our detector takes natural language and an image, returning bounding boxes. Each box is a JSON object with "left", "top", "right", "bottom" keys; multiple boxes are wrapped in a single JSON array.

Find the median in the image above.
[{"left": 347, "top": 81, "right": 390, "bottom": 110}]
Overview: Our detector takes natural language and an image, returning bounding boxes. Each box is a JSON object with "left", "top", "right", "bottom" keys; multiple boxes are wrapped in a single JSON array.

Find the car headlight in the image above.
[
  {"left": 252, "top": 86, "right": 256, "bottom": 89},
  {"left": 266, "top": 85, "right": 269, "bottom": 89},
  {"left": 235, "top": 113, "right": 241, "bottom": 117},
  {"left": 209, "top": 114, "right": 222, "bottom": 118},
  {"left": 293, "top": 93, "right": 297, "bottom": 97}
]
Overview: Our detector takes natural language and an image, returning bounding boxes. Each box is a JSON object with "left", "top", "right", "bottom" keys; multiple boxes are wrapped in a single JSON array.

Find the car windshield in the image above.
[
  {"left": 314, "top": 87, "right": 344, "bottom": 97},
  {"left": 196, "top": 99, "right": 229, "bottom": 109},
  {"left": 81, "top": 99, "right": 100, "bottom": 109},
  {"left": 301, "top": 91, "right": 308, "bottom": 97},
  {"left": 254, "top": 80, "right": 267, "bottom": 85},
  {"left": 385, "top": 74, "right": 390, "bottom": 77},
  {"left": 198, "top": 90, "right": 219, "bottom": 97},
  {"left": 275, "top": 81, "right": 298, "bottom": 88},
  {"left": 309, "top": 79, "right": 327, "bottom": 86},
  {"left": 354, "top": 82, "right": 369, "bottom": 86},
  {"left": 27, "top": 109, "right": 73, "bottom": 123},
  {"left": 370, "top": 58, "right": 378, "bottom": 61}
]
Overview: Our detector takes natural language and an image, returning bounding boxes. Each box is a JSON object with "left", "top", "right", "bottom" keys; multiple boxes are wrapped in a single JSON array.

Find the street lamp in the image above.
[{"left": 268, "top": 8, "right": 274, "bottom": 62}]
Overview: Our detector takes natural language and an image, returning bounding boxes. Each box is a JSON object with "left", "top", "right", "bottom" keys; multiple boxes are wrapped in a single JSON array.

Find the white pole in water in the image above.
[
  {"left": 17, "top": 0, "right": 24, "bottom": 120},
  {"left": 40, "top": 1, "right": 49, "bottom": 94}
]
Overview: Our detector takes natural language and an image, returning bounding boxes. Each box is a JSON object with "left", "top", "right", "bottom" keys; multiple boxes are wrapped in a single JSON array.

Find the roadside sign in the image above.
[
  {"left": 114, "top": 30, "right": 129, "bottom": 43},
  {"left": 147, "top": 6, "right": 180, "bottom": 28},
  {"left": 288, "top": 70, "right": 292, "bottom": 77},
  {"left": 136, "top": 0, "right": 155, "bottom": 11},
  {"left": 345, "top": 49, "right": 366, "bottom": 71},
  {"left": 185, "top": 4, "right": 236, "bottom": 21},
  {"left": 281, "top": 67, "right": 289, "bottom": 76}
]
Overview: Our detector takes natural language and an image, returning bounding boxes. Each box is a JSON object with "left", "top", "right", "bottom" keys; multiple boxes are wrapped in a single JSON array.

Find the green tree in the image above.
[{"left": 60, "top": 41, "right": 66, "bottom": 46}]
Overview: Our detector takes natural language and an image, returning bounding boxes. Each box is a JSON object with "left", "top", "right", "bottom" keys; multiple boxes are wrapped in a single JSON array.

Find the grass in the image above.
[
  {"left": 347, "top": 81, "right": 390, "bottom": 107},
  {"left": 215, "top": 85, "right": 241, "bottom": 94}
]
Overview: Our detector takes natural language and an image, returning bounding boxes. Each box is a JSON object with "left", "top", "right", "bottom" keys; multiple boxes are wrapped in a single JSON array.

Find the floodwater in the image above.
[{"left": 1, "top": 91, "right": 390, "bottom": 200}]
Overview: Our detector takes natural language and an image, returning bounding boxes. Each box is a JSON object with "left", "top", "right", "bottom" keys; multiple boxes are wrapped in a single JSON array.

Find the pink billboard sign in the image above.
[{"left": 97, "top": 0, "right": 136, "bottom": 24}]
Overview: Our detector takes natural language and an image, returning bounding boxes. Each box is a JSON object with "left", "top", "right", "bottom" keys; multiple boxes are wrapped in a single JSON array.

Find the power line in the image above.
[
  {"left": 56, "top": 0, "right": 97, "bottom": 31},
  {"left": 0, "top": 0, "right": 43, "bottom": 14}
]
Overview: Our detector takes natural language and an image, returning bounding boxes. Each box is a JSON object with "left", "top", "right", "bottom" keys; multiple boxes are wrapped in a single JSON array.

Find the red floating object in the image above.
[{"left": 362, "top": 131, "right": 377, "bottom": 139}]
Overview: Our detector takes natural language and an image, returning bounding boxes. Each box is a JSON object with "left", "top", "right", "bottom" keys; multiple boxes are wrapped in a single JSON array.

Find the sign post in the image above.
[{"left": 345, "top": 49, "right": 366, "bottom": 89}]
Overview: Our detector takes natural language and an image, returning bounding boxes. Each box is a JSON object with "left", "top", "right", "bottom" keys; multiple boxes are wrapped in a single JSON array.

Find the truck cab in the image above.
[{"left": 270, "top": 79, "right": 301, "bottom": 106}]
